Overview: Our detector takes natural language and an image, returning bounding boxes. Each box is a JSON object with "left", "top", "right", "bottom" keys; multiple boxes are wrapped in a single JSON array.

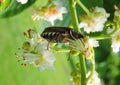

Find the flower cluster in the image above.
[
  {"left": 79, "top": 7, "right": 110, "bottom": 33},
  {"left": 69, "top": 37, "right": 99, "bottom": 59},
  {"left": 111, "top": 29, "right": 120, "bottom": 53},
  {"left": 16, "top": 0, "right": 28, "bottom": 4},
  {"left": 32, "top": 0, "right": 67, "bottom": 25},
  {"left": 87, "top": 71, "right": 101, "bottom": 85},
  {"left": 16, "top": 29, "right": 55, "bottom": 71},
  {"left": 14, "top": 0, "right": 120, "bottom": 84},
  {"left": 110, "top": 10, "right": 120, "bottom": 53},
  {"left": 69, "top": 63, "right": 81, "bottom": 85},
  {"left": 68, "top": 64, "right": 101, "bottom": 85}
]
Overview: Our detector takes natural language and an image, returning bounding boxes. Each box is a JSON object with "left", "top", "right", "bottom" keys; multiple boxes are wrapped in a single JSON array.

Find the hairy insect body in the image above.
[
  {"left": 41, "top": 27, "right": 84, "bottom": 43},
  {"left": 41, "top": 27, "right": 85, "bottom": 60}
]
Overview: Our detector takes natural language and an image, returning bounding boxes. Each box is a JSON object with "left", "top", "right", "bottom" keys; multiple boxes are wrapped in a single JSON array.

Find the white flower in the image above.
[
  {"left": 22, "top": 29, "right": 43, "bottom": 52},
  {"left": 17, "top": 0, "right": 28, "bottom": 4},
  {"left": 32, "top": 13, "right": 41, "bottom": 21},
  {"left": 23, "top": 46, "right": 55, "bottom": 71},
  {"left": 79, "top": 7, "right": 110, "bottom": 33},
  {"left": 32, "top": 1, "right": 67, "bottom": 25},
  {"left": 88, "top": 38, "right": 99, "bottom": 47},
  {"left": 111, "top": 29, "right": 120, "bottom": 53},
  {"left": 68, "top": 71, "right": 101, "bottom": 85},
  {"left": 16, "top": 29, "right": 55, "bottom": 71},
  {"left": 69, "top": 37, "right": 99, "bottom": 59},
  {"left": 87, "top": 71, "right": 101, "bottom": 85},
  {"left": 69, "top": 37, "right": 99, "bottom": 51},
  {"left": 46, "top": 6, "right": 67, "bottom": 25},
  {"left": 69, "top": 39, "right": 86, "bottom": 52}
]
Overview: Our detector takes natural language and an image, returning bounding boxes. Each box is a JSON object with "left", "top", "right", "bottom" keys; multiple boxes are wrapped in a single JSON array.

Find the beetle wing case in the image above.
[{"left": 41, "top": 27, "right": 84, "bottom": 43}]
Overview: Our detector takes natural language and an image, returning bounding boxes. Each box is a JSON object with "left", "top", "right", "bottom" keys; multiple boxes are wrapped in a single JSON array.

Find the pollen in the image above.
[
  {"left": 34, "top": 60, "right": 40, "bottom": 67},
  {"left": 48, "top": 6, "right": 59, "bottom": 16},
  {"left": 39, "top": 7, "right": 47, "bottom": 16},
  {"left": 27, "top": 29, "right": 32, "bottom": 38},
  {"left": 21, "top": 63, "right": 27, "bottom": 66},
  {"left": 40, "top": 56, "right": 46, "bottom": 63}
]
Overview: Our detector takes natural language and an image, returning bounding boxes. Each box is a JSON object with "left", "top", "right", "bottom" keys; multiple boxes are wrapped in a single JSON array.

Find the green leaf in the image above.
[
  {"left": 0, "top": 0, "right": 36, "bottom": 18},
  {"left": 0, "top": 0, "right": 11, "bottom": 11}
]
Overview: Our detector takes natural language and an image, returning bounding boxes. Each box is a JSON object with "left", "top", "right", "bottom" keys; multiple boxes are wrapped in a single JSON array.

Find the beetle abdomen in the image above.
[{"left": 41, "top": 27, "right": 84, "bottom": 43}]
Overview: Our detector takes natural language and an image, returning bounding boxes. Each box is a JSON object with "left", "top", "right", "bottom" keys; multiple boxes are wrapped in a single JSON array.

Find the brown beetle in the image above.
[
  {"left": 41, "top": 26, "right": 84, "bottom": 43},
  {"left": 41, "top": 27, "right": 85, "bottom": 60}
]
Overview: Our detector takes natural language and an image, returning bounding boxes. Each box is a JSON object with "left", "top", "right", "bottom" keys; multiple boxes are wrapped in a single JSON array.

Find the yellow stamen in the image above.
[
  {"left": 40, "top": 56, "right": 45, "bottom": 63},
  {"left": 34, "top": 60, "right": 40, "bottom": 67}
]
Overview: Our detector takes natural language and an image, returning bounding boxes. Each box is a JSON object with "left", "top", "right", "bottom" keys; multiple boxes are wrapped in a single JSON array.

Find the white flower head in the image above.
[
  {"left": 32, "top": 7, "right": 48, "bottom": 21},
  {"left": 114, "top": 5, "right": 120, "bottom": 17},
  {"left": 16, "top": 29, "right": 56, "bottom": 71},
  {"left": 46, "top": 6, "right": 67, "bottom": 25},
  {"left": 17, "top": 0, "right": 28, "bottom": 4},
  {"left": 88, "top": 38, "right": 99, "bottom": 47},
  {"left": 111, "top": 29, "right": 120, "bottom": 53},
  {"left": 68, "top": 71, "right": 101, "bottom": 85},
  {"left": 114, "top": 10, "right": 120, "bottom": 16},
  {"left": 79, "top": 7, "right": 110, "bottom": 33},
  {"left": 32, "top": 13, "right": 41, "bottom": 21},
  {"left": 32, "top": 1, "right": 67, "bottom": 25},
  {"left": 69, "top": 37, "right": 99, "bottom": 59},
  {"left": 23, "top": 29, "right": 43, "bottom": 52},
  {"left": 69, "top": 37, "right": 99, "bottom": 51},
  {"left": 87, "top": 71, "right": 101, "bottom": 85},
  {"left": 24, "top": 48, "right": 55, "bottom": 71}
]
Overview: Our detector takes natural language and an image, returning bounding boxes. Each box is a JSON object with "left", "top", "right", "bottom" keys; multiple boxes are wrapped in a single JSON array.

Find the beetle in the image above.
[
  {"left": 41, "top": 26, "right": 84, "bottom": 43},
  {"left": 41, "top": 27, "right": 85, "bottom": 60}
]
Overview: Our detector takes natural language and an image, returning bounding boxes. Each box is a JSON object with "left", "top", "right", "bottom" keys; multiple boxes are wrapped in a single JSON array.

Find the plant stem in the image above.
[
  {"left": 79, "top": 54, "right": 87, "bottom": 85},
  {"left": 86, "top": 48, "right": 95, "bottom": 81},
  {"left": 68, "top": 0, "right": 87, "bottom": 85},
  {"left": 76, "top": 0, "right": 90, "bottom": 15},
  {"left": 69, "top": 57, "right": 76, "bottom": 71},
  {"left": 68, "top": 0, "right": 80, "bottom": 32},
  {"left": 90, "top": 35, "right": 111, "bottom": 40}
]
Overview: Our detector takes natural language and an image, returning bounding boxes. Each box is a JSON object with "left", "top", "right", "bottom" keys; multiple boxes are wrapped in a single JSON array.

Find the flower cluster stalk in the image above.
[
  {"left": 68, "top": 0, "right": 80, "bottom": 32},
  {"left": 68, "top": 0, "right": 87, "bottom": 85},
  {"left": 79, "top": 54, "right": 87, "bottom": 85},
  {"left": 87, "top": 48, "right": 95, "bottom": 81}
]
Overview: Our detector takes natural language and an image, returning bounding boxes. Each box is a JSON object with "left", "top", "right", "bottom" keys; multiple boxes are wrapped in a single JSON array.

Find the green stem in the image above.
[
  {"left": 51, "top": 48, "right": 69, "bottom": 53},
  {"left": 107, "top": 27, "right": 118, "bottom": 36},
  {"left": 90, "top": 35, "right": 111, "bottom": 40},
  {"left": 86, "top": 48, "right": 95, "bottom": 81},
  {"left": 68, "top": 0, "right": 87, "bottom": 85},
  {"left": 69, "top": 57, "right": 76, "bottom": 71},
  {"left": 68, "top": 0, "right": 80, "bottom": 32},
  {"left": 79, "top": 54, "right": 87, "bottom": 85},
  {"left": 76, "top": 0, "right": 90, "bottom": 15}
]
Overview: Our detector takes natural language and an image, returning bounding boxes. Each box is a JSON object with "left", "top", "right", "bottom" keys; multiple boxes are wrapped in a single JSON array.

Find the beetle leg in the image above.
[
  {"left": 47, "top": 42, "right": 50, "bottom": 50},
  {"left": 46, "top": 33, "right": 60, "bottom": 50}
]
